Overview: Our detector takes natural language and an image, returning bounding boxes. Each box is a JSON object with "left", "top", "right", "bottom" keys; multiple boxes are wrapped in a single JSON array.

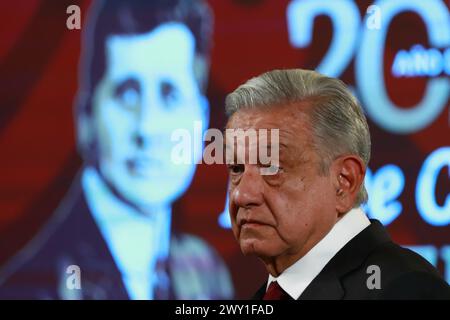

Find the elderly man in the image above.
[{"left": 225, "top": 69, "right": 450, "bottom": 300}]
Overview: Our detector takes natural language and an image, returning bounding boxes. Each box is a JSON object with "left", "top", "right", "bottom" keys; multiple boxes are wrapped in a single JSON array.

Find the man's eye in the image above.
[
  {"left": 114, "top": 78, "right": 141, "bottom": 110},
  {"left": 228, "top": 164, "right": 245, "bottom": 175},
  {"left": 260, "top": 164, "right": 282, "bottom": 176},
  {"left": 160, "top": 80, "right": 180, "bottom": 108},
  {"left": 121, "top": 88, "right": 139, "bottom": 105}
]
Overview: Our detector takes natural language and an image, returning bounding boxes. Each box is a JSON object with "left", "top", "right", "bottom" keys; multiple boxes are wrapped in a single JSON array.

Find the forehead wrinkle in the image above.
[
  {"left": 225, "top": 103, "right": 317, "bottom": 164},
  {"left": 226, "top": 101, "right": 312, "bottom": 130}
]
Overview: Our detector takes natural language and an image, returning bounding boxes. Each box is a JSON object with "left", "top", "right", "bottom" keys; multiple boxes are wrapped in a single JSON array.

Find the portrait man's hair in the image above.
[{"left": 75, "top": 0, "right": 213, "bottom": 162}]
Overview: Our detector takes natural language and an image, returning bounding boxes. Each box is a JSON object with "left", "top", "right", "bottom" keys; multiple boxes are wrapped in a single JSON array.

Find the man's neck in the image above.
[
  {"left": 81, "top": 166, "right": 172, "bottom": 256},
  {"left": 262, "top": 222, "right": 337, "bottom": 277},
  {"left": 262, "top": 210, "right": 356, "bottom": 277}
]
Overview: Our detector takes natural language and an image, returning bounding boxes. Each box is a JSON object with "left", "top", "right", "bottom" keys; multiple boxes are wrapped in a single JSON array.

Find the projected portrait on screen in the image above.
[{"left": 0, "top": 0, "right": 233, "bottom": 300}]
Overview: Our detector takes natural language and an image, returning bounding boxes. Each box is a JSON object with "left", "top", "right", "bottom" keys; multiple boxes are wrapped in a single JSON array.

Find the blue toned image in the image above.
[{"left": 0, "top": 0, "right": 233, "bottom": 300}]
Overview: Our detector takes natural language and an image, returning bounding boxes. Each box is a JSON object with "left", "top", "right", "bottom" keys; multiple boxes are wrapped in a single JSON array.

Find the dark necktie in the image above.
[
  {"left": 263, "top": 281, "right": 291, "bottom": 300},
  {"left": 153, "top": 258, "right": 171, "bottom": 300}
]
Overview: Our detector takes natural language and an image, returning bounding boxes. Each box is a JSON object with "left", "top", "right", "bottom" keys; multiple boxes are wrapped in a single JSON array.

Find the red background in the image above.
[{"left": 0, "top": 0, "right": 448, "bottom": 298}]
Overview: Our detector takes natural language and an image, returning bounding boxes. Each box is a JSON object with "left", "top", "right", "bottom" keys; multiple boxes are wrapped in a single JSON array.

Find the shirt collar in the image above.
[
  {"left": 81, "top": 166, "right": 172, "bottom": 299},
  {"left": 267, "top": 207, "right": 370, "bottom": 299}
]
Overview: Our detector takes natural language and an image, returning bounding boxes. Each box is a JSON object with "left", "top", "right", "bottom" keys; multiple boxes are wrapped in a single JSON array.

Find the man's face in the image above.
[
  {"left": 91, "top": 22, "right": 208, "bottom": 207},
  {"left": 226, "top": 105, "right": 339, "bottom": 270}
]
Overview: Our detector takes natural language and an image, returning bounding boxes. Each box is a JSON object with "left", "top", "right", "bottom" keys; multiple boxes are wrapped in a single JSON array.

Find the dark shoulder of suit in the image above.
[
  {"left": 303, "top": 220, "right": 450, "bottom": 300},
  {"left": 0, "top": 180, "right": 235, "bottom": 299},
  {"left": 254, "top": 220, "right": 450, "bottom": 300},
  {"left": 0, "top": 180, "right": 129, "bottom": 299}
]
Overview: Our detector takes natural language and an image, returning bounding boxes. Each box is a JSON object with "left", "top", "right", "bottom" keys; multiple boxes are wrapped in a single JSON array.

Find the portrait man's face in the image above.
[
  {"left": 91, "top": 22, "right": 208, "bottom": 207},
  {"left": 226, "top": 104, "right": 339, "bottom": 270}
]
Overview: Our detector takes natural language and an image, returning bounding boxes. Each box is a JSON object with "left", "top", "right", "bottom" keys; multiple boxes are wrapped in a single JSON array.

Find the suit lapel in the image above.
[
  {"left": 251, "top": 220, "right": 392, "bottom": 300},
  {"left": 252, "top": 282, "right": 267, "bottom": 300},
  {"left": 298, "top": 266, "right": 344, "bottom": 300},
  {"left": 299, "top": 220, "right": 391, "bottom": 300},
  {"left": 59, "top": 183, "right": 130, "bottom": 299}
]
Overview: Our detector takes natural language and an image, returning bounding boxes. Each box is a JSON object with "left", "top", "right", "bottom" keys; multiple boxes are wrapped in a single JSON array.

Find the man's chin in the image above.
[
  {"left": 239, "top": 238, "right": 276, "bottom": 258},
  {"left": 117, "top": 183, "right": 181, "bottom": 206}
]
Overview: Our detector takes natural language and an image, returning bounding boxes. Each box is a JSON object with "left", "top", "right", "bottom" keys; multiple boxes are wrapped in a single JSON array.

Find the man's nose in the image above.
[
  {"left": 133, "top": 134, "right": 147, "bottom": 148},
  {"left": 231, "top": 166, "right": 265, "bottom": 209},
  {"left": 134, "top": 93, "right": 162, "bottom": 148}
]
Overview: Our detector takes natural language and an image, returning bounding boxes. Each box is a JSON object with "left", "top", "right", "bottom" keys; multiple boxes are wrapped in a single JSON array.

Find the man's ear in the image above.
[
  {"left": 332, "top": 155, "right": 366, "bottom": 215},
  {"left": 200, "top": 95, "right": 210, "bottom": 131},
  {"left": 76, "top": 114, "right": 94, "bottom": 156}
]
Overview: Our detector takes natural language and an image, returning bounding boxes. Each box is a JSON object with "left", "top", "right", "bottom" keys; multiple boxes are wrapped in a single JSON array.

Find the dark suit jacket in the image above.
[
  {"left": 253, "top": 220, "right": 450, "bottom": 300},
  {"left": 0, "top": 179, "right": 233, "bottom": 299}
]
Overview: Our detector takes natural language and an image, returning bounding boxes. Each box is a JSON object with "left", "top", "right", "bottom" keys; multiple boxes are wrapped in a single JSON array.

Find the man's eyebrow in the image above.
[
  {"left": 260, "top": 143, "right": 288, "bottom": 155},
  {"left": 221, "top": 140, "right": 289, "bottom": 149},
  {"left": 265, "top": 142, "right": 288, "bottom": 148},
  {"left": 113, "top": 77, "right": 141, "bottom": 96}
]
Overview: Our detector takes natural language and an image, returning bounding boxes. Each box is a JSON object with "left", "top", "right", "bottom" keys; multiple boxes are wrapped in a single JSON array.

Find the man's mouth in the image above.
[
  {"left": 126, "top": 156, "right": 163, "bottom": 176},
  {"left": 240, "top": 218, "right": 269, "bottom": 228}
]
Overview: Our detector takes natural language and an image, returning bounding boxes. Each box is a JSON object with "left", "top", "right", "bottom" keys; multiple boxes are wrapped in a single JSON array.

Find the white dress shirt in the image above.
[
  {"left": 267, "top": 207, "right": 370, "bottom": 299},
  {"left": 82, "top": 167, "right": 171, "bottom": 300}
]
